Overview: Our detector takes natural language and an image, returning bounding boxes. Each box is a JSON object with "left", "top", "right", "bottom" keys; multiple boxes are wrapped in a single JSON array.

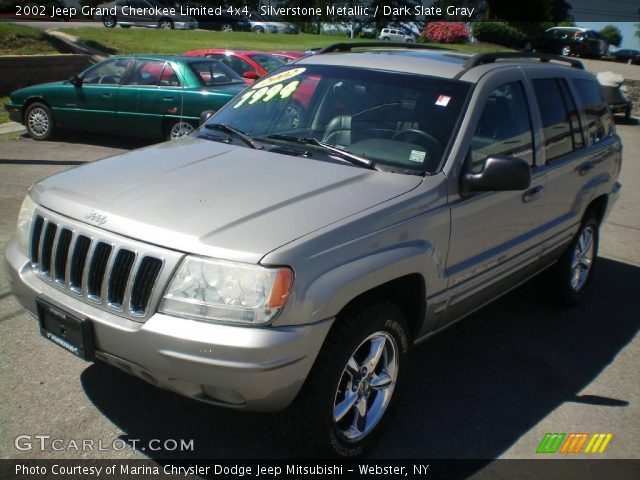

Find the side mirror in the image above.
[
  {"left": 199, "top": 110, "right": 215, "bottom": 125},
  {"left": 69, "top": 75, "right": 83, "bottom": 87},
  {"left": 242, "top": 71, "right": 260, "bottom": 80},
  {"left": 460, "top": 155, "right": 531, "bottom": 196}
]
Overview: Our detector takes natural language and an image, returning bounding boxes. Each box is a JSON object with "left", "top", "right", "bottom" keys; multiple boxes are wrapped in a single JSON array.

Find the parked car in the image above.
[
  {"left": 5, "top": 45, "right": 622, "bottom": 458},
  {"left": 247, "top": 11, "right": 298, "bottom": 33},
  {"left": 612, "top": 49, "right": 640, "bottom": 65},
  {"left": 531, "top": 27, "right": 608, "bottom": 58},
  {"left": 96, "top": 0, "right": 197, "bottom": 29},
  {"left": 268, "top": 50, "right": 307, "bottom": 62},
  {"left": 597, "top": 71, "right": 633, "bottom": 120},
  {"left": 4, "top": 55, "right": 245, "bottom": 140},
  {"left": 242, "top": 13, "right": 277, "bottom": 33},
  {"left": 183, "top": 48, "right": 285, "bottom": 81},
  {"left": 378, "top": 27, "right": 415, "bottom": 42},
  {"left": 174, "top": 3, "right": 251, "bottom": 31}
]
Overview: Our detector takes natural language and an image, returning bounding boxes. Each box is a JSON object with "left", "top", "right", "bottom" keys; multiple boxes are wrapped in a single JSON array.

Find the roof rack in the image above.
[
  {"left": 458, "top": 52, "right": 584, "bottom": 76},
  {"left": 316, "top": 42, "right": 447, "bottom": 55}
]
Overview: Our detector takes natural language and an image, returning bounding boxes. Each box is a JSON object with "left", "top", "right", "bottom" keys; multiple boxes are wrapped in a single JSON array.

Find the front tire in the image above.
[
  {"left": 546, "top": 212, "right": 599, "bottom": 306},
  {"left": 25, "top": 102, "right": 55, "bottom": 140},
  {"left": 561, "top": 45, "right": 571, "bottom": 56},
  {"left": 281, "top": 301, "right": 409, "bottom": 457},
  {"left": 221, "top": 23, "right": 233, "bottom": 32},
  {"left": 253, "top": 26, "right": 265, "bottom": 33},
  {"left": 159, "top": 18, "right": 174, "bottom": 29}
]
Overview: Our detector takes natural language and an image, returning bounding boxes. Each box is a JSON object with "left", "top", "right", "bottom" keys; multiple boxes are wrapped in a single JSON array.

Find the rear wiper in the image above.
[
  {"left": 204, "top": 123, "right": 261, "bottom": 149},
  {"left": 267, "top": 134, "right": 377, "bottom": 170}
]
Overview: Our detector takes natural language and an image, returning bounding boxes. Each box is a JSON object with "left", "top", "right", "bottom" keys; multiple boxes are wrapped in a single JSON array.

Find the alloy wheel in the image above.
[
  {"left": 570, "top": 226, "right": 595, "bottom": 292},
  {"left": 27, "top": 107, "right": 50, "bottom": 137},
  {"left": 333, "top": 331, "right": 398, "bottom": 441}
]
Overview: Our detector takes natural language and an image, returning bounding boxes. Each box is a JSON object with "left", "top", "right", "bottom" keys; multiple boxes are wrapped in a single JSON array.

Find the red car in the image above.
[
  {"left": 268, "top": 50, "right": 308, "bottom": 63},
  {"left": 183, "top": 49, "right": 285, "bottom": 81}
]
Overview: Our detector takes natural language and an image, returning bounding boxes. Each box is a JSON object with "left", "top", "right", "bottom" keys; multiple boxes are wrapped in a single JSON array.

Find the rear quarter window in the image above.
[{"left": 572, "top": 78, "right": 614, "bottom": 145}]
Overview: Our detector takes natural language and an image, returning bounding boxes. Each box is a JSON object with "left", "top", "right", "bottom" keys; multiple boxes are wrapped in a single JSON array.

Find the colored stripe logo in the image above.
[{"left": 536, "top": 433, "right": 613, "bottom": 454}]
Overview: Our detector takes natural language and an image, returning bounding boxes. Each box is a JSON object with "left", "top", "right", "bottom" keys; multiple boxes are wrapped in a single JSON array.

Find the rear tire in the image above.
[
  {"left": 280, "top": 301, "right": 410, "bottom": 457},
  {"left": 253, "top": 26, "right": 264, "bottom": 33},
  {"left": 102, "top": 15, "right": 116, "bottom": 28},
  {"left": 25, "top": 102, "right": 55, "bottom": 141},
  {"left": 166, "top": 120, "right": 195, "bottom": 140},
  {"left": 221, "top": 23, "right": 233, "bottom": 32},
  {"left": 561, "top": 45, "right": 571, "bottom": 56},
  {"left": 544, "top": 212, "right": 599, "bottom": 306}
]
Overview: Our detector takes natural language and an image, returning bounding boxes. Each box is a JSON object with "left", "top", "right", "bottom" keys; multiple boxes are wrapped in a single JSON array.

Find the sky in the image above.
[{"left": 580, "top": 22, "right": 640, "bottom": 50}]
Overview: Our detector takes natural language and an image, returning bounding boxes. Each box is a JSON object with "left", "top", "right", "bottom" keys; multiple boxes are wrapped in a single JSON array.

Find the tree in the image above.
[{"left": 600, "top": 25, "right": 622, "bottom": 47}]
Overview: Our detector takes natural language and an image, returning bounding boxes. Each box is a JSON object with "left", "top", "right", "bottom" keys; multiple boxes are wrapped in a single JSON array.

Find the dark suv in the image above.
[{"left": 534, "top": 27, "right": 609, "bottom": 58}]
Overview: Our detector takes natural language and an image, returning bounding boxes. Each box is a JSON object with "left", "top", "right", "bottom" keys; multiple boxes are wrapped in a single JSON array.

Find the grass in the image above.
[
  {"left": 0, "top": 96, "right": 10, "bottom": 124},
  {"left": 59, "top": 28, "right": 510, "bottom": 55},
  {"left": 0, "top": 23, "right": 63, "bottom": 55}
]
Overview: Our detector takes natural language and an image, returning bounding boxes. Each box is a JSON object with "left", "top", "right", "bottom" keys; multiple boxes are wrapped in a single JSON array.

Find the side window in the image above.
[
  {"left": 127, "top": 60, "right": 165, "bottom": 86},
  {"left": 533, "top": 78, "right": 579, "bottom": 162},
  {"left": 159, "top": 63, "right": 180, "bottom": 86},
  {"left": 469, "top": 81, "right": 534, "bottom": 173},
  {"left": 572, "top": 78, "right": 614, "bottom": 144},
  {"left": 82, "top": 58, "right": 131, "bottom": 85}
]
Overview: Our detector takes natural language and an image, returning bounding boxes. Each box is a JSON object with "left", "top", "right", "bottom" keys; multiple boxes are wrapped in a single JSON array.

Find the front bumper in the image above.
[
  {"left": 5, "top": 102, "right": 22, "bottom": 124},
  {"left": 4, "top": 239, "right": 333, "bottom": 411}
]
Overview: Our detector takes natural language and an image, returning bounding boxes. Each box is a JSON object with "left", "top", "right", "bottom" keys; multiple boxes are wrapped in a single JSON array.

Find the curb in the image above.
[{"left": 0, "top": 121, "right": 25, "bottom": 135}]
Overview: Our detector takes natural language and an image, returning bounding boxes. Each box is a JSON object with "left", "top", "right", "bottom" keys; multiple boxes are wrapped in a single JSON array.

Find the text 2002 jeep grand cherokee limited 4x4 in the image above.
[{"left": 5, "top": 45, "right": 622, "bottom": 457}]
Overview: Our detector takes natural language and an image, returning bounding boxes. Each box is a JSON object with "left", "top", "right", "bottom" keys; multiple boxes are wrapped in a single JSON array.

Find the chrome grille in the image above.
[{"left": 30, "top": 213, "right": 168, "bottom": 318}]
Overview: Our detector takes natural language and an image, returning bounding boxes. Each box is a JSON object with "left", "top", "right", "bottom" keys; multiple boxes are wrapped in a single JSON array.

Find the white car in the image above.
[{"left": 379, "top": 27, "right": 415, "bottom": 42}]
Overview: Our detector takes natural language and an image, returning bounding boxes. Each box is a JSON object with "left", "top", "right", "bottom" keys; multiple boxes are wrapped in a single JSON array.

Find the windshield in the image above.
[
  {"left": 190, "top": 61, "right": 244, "bottom": 85},
  {"left": 207, "top": 65, "right": 470, "bottom": 173}
]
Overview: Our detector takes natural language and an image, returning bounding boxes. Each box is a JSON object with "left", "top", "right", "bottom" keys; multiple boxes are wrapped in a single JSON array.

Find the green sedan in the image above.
[{"left": 5, "top": 55, "right": 247, "bottom": 141}]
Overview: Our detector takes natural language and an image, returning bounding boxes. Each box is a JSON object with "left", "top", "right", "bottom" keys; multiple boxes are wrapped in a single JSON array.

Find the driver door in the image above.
[
  {"left": 55, "top": 58, "right": 132, "bottom": 132},
  {"left": 442, "top": 71, "right": 546, "bottom": 327}
]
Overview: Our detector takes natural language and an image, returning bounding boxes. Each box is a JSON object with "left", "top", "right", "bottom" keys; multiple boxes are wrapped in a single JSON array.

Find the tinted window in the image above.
[
  {"left": 533, "top": 78, "right": 578, "bottom": 161},
  {"left": 469, "top": 81, "right": 534, "bottom": 173},
  {"left": 572, "top": 78, "right": 614, "bottom": 144}
]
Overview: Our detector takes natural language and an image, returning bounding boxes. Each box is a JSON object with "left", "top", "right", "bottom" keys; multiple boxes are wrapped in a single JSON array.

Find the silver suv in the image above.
[
  {"left": 379, "top": 27, "right": 415, "bottom": 42},
  {"left": 5, "top": 45, "right": 622, "bottom": 457}
]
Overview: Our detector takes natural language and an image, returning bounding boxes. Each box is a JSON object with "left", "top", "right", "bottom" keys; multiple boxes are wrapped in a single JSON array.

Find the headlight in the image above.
[
  {"left": 159, "top": 256, "right": 293, "bottom": 325},
  {"left": 16, "top": 194, "right": 36, "bottom": 255}
]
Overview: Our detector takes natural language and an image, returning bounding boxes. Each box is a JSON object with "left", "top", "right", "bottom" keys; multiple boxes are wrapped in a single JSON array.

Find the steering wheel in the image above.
[{"left": 392, "top": 128, "right": 442, "bottom": 147}]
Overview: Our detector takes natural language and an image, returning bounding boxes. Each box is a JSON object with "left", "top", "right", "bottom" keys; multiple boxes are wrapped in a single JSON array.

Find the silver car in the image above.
[
  {"left": 96, "top": 0, "right": 198, "bottom": 29},
  {"left": 5, "top": 46, "right": 622, "bottom": 457}
]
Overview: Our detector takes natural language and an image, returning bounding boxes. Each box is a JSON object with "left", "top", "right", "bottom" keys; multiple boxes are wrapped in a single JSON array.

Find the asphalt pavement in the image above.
[{"left": 0, "top": 122, "right": 638, "bottom": 466}]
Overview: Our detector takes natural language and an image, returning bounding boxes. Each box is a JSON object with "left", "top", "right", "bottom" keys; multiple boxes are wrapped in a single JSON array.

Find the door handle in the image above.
[
  {"left": 163, "top": 96, "right": 174, "bottom": 101},
  {"left": 102, "top": 93, "right": 112, "bottom": 98},
  {"left": 523, "top": 185, "right": 545, "bottom": 203},
  {"left": 579, "top": 162, "right": 595, "bottom": 176}
]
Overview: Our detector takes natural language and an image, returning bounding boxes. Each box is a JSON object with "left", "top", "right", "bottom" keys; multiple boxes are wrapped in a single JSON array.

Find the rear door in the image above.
[
  {"left": 531, "top": 73, "right": 617, "bottom": 258},
  {"left": 443, "top": 70, "right": 546, "bottom": 326},
  {"left": 116, "top": 59, "right": 182, "bottom": 137}
]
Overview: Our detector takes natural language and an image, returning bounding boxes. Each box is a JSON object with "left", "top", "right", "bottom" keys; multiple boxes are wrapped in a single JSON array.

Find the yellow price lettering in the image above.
[{"left": 280, "top": 80, "right": 300, "bottom": 99}]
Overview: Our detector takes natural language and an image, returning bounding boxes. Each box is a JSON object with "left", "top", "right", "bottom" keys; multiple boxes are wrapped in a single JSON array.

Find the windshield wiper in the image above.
[
  {"left": 204, "top": 123, "right": 261, "bottom": 149},
  {"left": 267, "top": 134, "right": 377, "bottom": 170}
]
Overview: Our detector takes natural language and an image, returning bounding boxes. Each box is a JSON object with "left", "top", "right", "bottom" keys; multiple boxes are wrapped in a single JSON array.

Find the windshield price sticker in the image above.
[
  {"left": 252, "top": 67, "right": 306, "bottom": 89},
  {"left": 234, "top": 80, "right": 300, "bottom": 108}
]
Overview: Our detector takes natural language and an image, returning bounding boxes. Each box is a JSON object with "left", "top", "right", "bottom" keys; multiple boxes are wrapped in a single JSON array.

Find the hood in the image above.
[
  {"left": 12, "top": 81, "right": 64, "bottom": 100},
  {"left": 33, "top": 137, "right": 423, "bottom": 264}
]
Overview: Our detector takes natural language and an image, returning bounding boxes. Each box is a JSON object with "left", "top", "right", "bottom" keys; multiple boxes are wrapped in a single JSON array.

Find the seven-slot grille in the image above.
[{"left": 30, "top": 214, "right": 163, "bottom": 317}]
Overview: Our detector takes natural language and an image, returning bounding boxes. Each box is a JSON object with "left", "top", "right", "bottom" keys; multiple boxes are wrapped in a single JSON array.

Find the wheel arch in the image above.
[
  {"left": 585, "top": 194, "right": 608, "bottom": 224},
  {"left": 22, "top": 97, "right": 52, "bottom": 122}
]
